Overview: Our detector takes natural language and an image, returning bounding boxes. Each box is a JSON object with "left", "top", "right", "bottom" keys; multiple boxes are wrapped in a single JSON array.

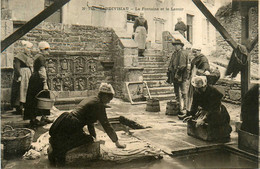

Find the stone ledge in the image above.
[
  {"left": 120, "top": 39, "right": 138, "bottom": 48},
  {"left": 55, "top": 97, "right": 85, "bottom": 105},
  {"left": 50, "top": 51, "right": 106, "bottom": 56},
  {"left": 124, "top": 67, "right": 144, "bottom": 71}
]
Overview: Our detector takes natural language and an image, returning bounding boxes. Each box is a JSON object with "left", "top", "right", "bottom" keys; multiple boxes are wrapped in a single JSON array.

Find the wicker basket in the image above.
[
  {"left": 1, "top": 125, "right": 35, "bottom": 157},
  {"left": 36, "top": 90, "right": 55, "bottom": 110}
]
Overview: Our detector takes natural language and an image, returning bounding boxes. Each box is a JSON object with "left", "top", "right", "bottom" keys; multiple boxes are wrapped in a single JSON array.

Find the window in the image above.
[
  {"left": 187, "top": 14, "right": 194, "bottom": 44},
  {"left": 154, "top": 18, "right": 165, "bottom": 43},
  {"left": 126, "top": 13, "right": 138, "bottom": 34},
  {"left": 127, "top": 14, "right": 138, "bottom": 23}
]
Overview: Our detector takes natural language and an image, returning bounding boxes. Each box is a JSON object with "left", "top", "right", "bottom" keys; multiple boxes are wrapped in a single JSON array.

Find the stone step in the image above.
[
  {"left": 144, "top": 49, "right": 163, "bottom": 55},
  {"left": 143, "top": 73, "right": 167, "bottom": 80},
  {"left": 143, "top": 68, "right": 168, "bottom": 74},
  {"left": 138, "top": 56, "right": 165, "bottom": 62},
  {"left": 139, "top": 61, "right": 166, "bottom": 67},
  {"left": 150, "top": 94, "right": 175, "bottom": 101},
  {"left": 145, "top": 86, "right": 174, "bottom": 95},
  {"left": 144, "top": 77, "right": 168, "bottom": 81},
  {"left": 145, "top": 80, "right": 171, "bottom": 87}
]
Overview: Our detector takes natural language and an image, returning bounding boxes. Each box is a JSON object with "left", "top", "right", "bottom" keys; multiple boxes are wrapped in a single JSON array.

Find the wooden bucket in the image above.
[
  {"left": 165, "top": 100, "right": 180, "bottom": 116},
  {"left": 146, "top": 98, "right": 160, "bottom": 112},
  {"left": 36, "top": 90, "right": 55, "bottom": 110}
]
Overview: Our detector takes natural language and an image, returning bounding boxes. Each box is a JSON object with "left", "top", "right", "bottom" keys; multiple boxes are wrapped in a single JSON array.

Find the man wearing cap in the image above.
[
  {"left": 11, "top": 41, "right": 33, "bottom": 115},
  {"left": 48, "top": 83, "right": 126, "bottom": 166},
  {"left": 175, "top": 17, "right": 187, "bottom": 38},
  {"left": 184, "top": 76, "right": 232, "bottom": 141},
  {"left": 179, "top": 46, "right": 210, "bottom": 119},
  {"left": 24, "top": 41, "right": 52, "bottom": 126},
  {"left": 167, "top": 39, "right": 188, "bottom": 114}
]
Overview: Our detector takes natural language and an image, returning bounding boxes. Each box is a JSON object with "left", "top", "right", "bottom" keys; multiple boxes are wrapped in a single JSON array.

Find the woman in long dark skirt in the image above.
[
  {"left": 48, "top": 83, "right": 126, "bottom": 166},
  {"left": 24, "top": 41, "right": 52, "bottom": 126}
]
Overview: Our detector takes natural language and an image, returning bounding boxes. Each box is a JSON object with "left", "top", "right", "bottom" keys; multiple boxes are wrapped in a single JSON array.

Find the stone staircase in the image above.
[{"left": 139, "top": 48, "right": 175, "bottom": 101}]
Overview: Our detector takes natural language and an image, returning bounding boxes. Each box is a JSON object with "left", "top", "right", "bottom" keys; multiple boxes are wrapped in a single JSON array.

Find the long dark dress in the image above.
[
  {"left": 133, "top": 17, "right": 148, "bottom": 54},
  {"left": 48, "top": 96, "right": 118, "bottom": 162},
  {"left": 24, "top": 54, "right": 48, "bottom": 120},
  {"left": 189, "top": 85, "right": 232, "bottom": 140},
  {"left": 187, "top": 54, "right": 210, "bottom": 111}
]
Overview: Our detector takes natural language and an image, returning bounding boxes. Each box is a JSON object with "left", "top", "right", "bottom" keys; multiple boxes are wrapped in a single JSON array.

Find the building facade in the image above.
[{"left": 2, "top": 0, "right": 230, "bottom": 55}]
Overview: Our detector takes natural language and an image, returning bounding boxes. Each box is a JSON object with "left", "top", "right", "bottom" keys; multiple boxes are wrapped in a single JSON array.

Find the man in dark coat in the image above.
[
  {"left": 190, "top": 47, "right": 210, "bottom": 75},
  {"left": 241, "top": 84, "right": 259, "bottom": 135},
  {"left": 48, "top": 83, "right": 126, "bottom": 166},
  {"left": 179, "top": 47, "right": 210, "bottom": 119},
  {"left": 175, "top": 17, "right": 187, "bottom": 38},
  {"left": 184, "top": 76, "right": 232, "bottom": 141},
  {"left": 24, "top": 41, "right": 52, "bottom": 126},
  {"left": 167, "top": 39, "right": 188, "bottom": 114}
]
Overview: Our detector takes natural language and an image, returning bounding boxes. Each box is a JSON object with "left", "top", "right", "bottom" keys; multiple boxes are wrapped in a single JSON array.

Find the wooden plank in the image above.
[
  {"left": 240, "top": 3, "right": 250, "bottom": 121},
  {"left": 1, "top": 0, "right": 70, "bottom": 52},
  {"left": 192, "top": 0, "right": 238, "bottom": 50},
  {"left": 247, "top": 35, "right": 258, "bottom": 52}
]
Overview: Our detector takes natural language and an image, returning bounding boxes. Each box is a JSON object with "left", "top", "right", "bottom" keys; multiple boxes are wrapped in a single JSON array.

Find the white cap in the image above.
[
  {"left": 191, "top": 76, "right": 207, "bottom": 88},
  {"left": 99, "top": 83, "right": 115, "bottom": 95},
  {"left": 38, "top": 41, "right": 50, "bottom": 50},
  {"left": 21, "top": 40, "right": 33, "bottom": 49}
]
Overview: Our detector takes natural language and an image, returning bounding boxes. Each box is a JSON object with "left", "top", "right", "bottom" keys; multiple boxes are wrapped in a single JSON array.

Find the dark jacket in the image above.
[
  {"left": 72, "top": 96, "right": 118, "bottom": 142},
  {"left": 24, "top": 53, "right": 49, "bottom": 120},
  {"left": 190, "top": 54, "right": 210, "bottom": 75},
  {"left": 133, "top": 17, "right": 148, "bottom": 33},
  {"left": 175, "top": 21, "right": 187, "bottom": 36},
  {"left": 190, "top": 85, "right": 230, "bottom": 126},
  {"left": 168, "top": 49, "right": 188, "bottom": 83},
  {"left": 50, "top": 96, "right": 118, "bottom": 143}
]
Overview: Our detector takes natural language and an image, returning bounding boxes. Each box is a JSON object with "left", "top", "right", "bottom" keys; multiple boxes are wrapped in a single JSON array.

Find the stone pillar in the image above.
[
  {"left": 112, "top": 37, "right": 144, "bottom": 101},
  {"left": 1, "top": 20, "right": 14, "bottom": 110}
]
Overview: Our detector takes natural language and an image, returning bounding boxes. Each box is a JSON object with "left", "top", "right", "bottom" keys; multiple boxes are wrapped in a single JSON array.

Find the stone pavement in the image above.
[
  {"left": 1, "top": 98, "right": 241, "bottom": 168},
  {"left": 106, "top": 98, "right": 239, "bottom": 155}
]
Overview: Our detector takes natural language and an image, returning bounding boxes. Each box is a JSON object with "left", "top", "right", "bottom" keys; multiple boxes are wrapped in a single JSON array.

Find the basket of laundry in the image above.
[{"left": 1, "top": 125, "right": 35, "bottom": 158}]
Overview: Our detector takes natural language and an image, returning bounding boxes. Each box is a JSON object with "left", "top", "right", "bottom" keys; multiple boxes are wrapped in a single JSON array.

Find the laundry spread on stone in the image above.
[
  {"left": 97, "top": 130, "right": 163, "bottom": 163},
  {"left": 31, "top": 131, "right": 50, "bottom": 154},
  {"left": 23, "top": 149, "right": 41, "bottom": 160}
]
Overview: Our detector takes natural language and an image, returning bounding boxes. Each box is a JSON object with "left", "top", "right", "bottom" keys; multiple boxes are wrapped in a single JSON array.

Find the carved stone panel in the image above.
[
  {"left": 74, "top": 57, "right": 85, "bottom": 73},
  {"left": 47, "top": 54, "right": 100, "bottom": 92},
  {"left": 62, "top": 76, "right": 73, "bottom": 91},
  {"left": 75, "top": 77, "right": 87, "bottom": 91},
  {"left": 60, "top": 58, "right": 73, "bottom": 73},
  {"left": 87, "top": 76, "right": 98, "bottom": 90},
  {"left": 86, "top": 59, "right": 98, "bottom": 73},
  {"left": 46, "top": 59, "right": 58, "bottom": 74},
  {"left": 52, "top": 77, "right": 62, "bottom": 91}
]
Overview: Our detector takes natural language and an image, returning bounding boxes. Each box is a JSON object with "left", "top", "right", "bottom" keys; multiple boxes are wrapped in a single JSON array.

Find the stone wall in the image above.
[
  {"left": 214, "top": 79, "right": 257, "bottom": 104},
  {"left": 10, "top": 22, "right": 118, "bottom": 98},
  {"left": 215, "top": 4, "right": 258, "bottom": 64},
  {"left": 1, "top": 21, "right": 142, "bottom": 109}
]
